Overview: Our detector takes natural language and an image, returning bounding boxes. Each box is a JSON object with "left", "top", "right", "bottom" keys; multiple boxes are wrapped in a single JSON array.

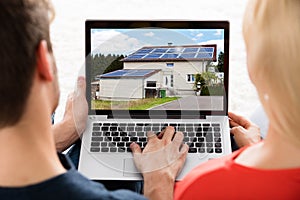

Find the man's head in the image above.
[{"left": 0, "top": 0, "right": 58, "bottom": 128}]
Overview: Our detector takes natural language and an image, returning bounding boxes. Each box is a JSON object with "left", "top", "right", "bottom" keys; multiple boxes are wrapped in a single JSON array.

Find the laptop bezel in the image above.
[{"left": 85, "top": 20, "right": 229, "bottom": 119}]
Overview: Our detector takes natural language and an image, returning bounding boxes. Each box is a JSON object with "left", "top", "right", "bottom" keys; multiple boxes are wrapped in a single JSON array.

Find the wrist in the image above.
[
  {"left": 53, "top": 119, "right": 78, "bottom": 152},
  {"left": 143, "top": 170, "right": 175, "bottom": 200}
]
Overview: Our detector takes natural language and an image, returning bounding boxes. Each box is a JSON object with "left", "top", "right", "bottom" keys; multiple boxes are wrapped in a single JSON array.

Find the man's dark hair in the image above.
[{"left": 0, "top": 0, "right": 54, "bottom": 128}]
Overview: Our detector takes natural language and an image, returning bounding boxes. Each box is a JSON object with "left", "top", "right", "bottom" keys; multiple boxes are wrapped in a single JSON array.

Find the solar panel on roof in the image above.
[
  {"left": 183, "top": 48, "right": 198, "bottom": 53},
  {"left": 195, "top": 53, "right": 213, "bottom": 59},
  {"left": 180, "top": 53, "right": 196, "bottom": 59},
  {"left": 126, "top": 54, "right": 145, "bottom": 59},
  {"left": 167, "top": 48, "right": 182, "bottom": 53},
  {"left": 136, "top": 48, "right": 153, "bottom": 54},
  {"left": 102, "top": 70, "right": 127, "bottom": 77},
  {"left": 161, "top": 53, "right": 179, "bottom": 59},
  {"left": 153, "top": 48, "right": 167, "bottom": 53},
  {"left": 199, "top": 47, "right": 214, "bottom": 53},
  {"left": 144, "top": 54, "right": 163, "bottom": 59},
  {"left": 101, "top": 69, "right": 157, "bottom": 78}
]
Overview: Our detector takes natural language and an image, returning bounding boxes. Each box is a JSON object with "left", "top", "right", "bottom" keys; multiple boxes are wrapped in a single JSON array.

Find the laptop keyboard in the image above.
[{"left": 90, "top": 123, "right": 222, "bottom": 154}]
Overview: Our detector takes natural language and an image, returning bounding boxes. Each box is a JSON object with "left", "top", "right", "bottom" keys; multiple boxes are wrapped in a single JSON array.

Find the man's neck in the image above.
[{"left": 0, "top": 120, "right": 66, "bottom": 187}]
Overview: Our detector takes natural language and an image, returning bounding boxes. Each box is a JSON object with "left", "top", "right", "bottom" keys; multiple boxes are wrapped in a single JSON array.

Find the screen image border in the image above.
[{"left": 85, "top": 20, "right": 229, "bottom": 119}]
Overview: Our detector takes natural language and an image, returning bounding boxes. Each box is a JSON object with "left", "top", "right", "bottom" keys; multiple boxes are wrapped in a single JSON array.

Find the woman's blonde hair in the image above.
[{"left": 243, "top": 0, "right": 300, "bottom": 142}]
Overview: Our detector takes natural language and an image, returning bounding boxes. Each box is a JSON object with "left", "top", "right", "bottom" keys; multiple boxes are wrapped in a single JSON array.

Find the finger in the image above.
[
  {"left": 162, "top": 126, "right": 175, "bottom": 142},
  {"left": 229, "top": 118, "right": 240, "bottom": 128},
  {"left": 172, "top": 131, "right": 184, "bottom": 148},
  {"left": 76, "top": 76, "right": 86, "bottom": 96},
  {"left": 175, "top": 144, "right": 189, "bottom": 176},
  {"left": 130, "top": 142, "right": 142, "bottom": 154},
  {"left": 147, "top": 131, "right": 157, "bottom": 141},
  {"left": 228, "top": 112, "right": 251, "bottom": 128},
  {"left": 230, "top": 126, "right": 245, "bottom": 136},
  {"left": 157, "top": 128, "right": 166, "bottom": 139}
]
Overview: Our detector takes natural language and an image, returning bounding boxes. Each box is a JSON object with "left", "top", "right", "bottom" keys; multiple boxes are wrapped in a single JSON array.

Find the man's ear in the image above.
[{"left": 36, "top": 40, "right": 53, "bottom": 81}]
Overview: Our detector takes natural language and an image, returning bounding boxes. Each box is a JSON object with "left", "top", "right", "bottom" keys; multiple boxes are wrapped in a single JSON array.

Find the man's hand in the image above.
[
  {"left": 130, "top": 127, "right": 188, "bottom": 200},
  {"left": 229, "top": 112, "right": 262, "bottom": 148},
  {"left": 53, "top": 76, "right": 88, "bottom": 152}
]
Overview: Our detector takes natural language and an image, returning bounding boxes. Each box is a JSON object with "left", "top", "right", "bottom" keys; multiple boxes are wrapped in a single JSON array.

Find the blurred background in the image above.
[{"left": 50, "top": 0, "right": 260, "bottom": 122}]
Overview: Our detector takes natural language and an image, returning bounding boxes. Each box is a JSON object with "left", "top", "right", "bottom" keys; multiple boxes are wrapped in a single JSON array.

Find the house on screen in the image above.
[{"left": 98, "top": 44, "right": 217, "bottom": 100}]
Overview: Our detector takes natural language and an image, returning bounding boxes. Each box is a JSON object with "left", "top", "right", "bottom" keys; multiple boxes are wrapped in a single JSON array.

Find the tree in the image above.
[
  {"left": 103, "top": 55, "right": 125, "bottom": 74},
  {"left": 201, "top": 71, "right": 217, "bottom": 86},
  {"left": 217, "top": 51, "right": 224, "bottom": 72},
  {"left": 193, "top": 73, "right": 206, "bottom": 91}
]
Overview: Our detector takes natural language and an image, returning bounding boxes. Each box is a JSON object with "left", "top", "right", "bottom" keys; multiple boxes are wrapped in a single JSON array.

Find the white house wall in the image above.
[
  {"left": 100, "top": 78, "right": 143, "bottom": 100},
  {"left": 124, "top": 61, "right": 208, "bottom": 96}
]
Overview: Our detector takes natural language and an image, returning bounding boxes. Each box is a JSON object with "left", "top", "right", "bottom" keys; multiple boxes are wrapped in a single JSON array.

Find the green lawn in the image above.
[{"left": 92, "top": 97, "right": 179, "bottom": 110}]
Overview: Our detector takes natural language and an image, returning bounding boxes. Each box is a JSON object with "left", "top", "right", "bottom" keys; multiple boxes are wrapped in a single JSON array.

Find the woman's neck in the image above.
[{"left": 235, "top": 124, "right": 300, "bottom": 170}]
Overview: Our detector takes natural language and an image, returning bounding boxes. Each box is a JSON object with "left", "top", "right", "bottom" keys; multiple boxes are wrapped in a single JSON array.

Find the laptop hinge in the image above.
[{"left": 107, "top": 114, "right": 207, "bottom": 119}]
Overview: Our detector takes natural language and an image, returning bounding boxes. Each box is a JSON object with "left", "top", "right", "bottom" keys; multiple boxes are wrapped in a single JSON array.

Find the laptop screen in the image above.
[{"left": 85, "top": 20, "right": 229, "bottom": 118}]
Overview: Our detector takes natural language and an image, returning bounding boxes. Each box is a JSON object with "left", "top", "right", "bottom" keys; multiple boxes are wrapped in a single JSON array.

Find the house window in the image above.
[
  {"left": 170, "top": 75, "right": 174, "bottom": 87},
  {"left": 146, "top": 81, "right": 156, "bottom": 87},
  {"left": 186, "top": 74, "right": 195, "bottom": 83},
  {"left": 166, "top": 63, "right": 174, "bottom": 68}
]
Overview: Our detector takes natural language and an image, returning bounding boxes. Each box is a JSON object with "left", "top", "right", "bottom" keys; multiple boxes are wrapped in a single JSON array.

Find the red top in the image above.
[{"left": 174, "top": 147, "right": 300, "bottom": 199}]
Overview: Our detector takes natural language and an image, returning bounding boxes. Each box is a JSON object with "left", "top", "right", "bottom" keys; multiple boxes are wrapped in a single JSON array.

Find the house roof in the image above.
[
  {"left": 121, "top": 44, "right": 217, "bottom": 62},
  {"left": 100, "top": 69, "right": 161, "bottom": 79}
]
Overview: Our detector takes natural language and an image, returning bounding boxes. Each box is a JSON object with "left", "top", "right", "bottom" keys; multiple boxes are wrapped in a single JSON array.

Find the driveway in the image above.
[{"left": 149, "top": 96, "right": 224, "bottom": 110}]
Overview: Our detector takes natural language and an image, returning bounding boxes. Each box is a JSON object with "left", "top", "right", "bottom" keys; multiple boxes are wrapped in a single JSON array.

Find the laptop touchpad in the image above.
[{"left": 123, "top": 158, "right": 142, "bottom": 178}]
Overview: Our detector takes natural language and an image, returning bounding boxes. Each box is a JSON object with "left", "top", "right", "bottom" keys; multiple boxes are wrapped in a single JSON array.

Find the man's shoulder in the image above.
[{"left": 0, "top": 169, "right": 145, "bottom": 200}]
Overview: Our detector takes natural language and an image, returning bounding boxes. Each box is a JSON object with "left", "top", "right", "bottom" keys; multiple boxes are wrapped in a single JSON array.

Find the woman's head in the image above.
[{"left": 243, "top": 0, "right": 300, "bottom": 140}]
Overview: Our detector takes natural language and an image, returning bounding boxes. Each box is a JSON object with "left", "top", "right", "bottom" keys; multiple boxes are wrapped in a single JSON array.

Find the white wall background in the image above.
[{"left": 50, "top": 0, "right": 260, "bottom": 122}]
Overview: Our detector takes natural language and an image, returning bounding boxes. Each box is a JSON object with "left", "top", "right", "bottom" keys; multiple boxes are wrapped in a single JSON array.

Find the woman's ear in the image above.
[{"left": 36, "top": 40, "right": 53, "bottom": 81}]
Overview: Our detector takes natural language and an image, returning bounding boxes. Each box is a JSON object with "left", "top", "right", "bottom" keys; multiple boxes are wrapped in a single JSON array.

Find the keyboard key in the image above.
[
  {"left": 198, "top": 148, "right": 205, "bottom": 153},
  {"left": 215, "top": 148, "right": 222, "bottom": 153},
  {"left": 93, "top": 123, "right": 102, "bottom": 126},
  {"left": 117, "top": 142, "right": 125, "bottom": 147},
  {"left": 90, "top": 147, "right": 100, "bottom": 152},
  {"left": 137, "top": 132, "right": 144, "bottom": 137},
  {"left": 91, "top": 137, "right": 103, "bottom": 142},
  {"left": 214, "top": 132, "right": 221, "bottom": 137},
  {"left": 214, "top": 137, "right": 221, "bottom": 142},
  {"left": 206, "top": 142, "right": 213, "bottom": 148},
  {"left": 188, "top": 148, "right": 197, "bottom": 153},
  {"left": 111, "top": 132, "right": 119, "bottom": 136},
  {"left": 92, "top": 132, "right": 102, "bottom": 136},
  {"left": 93, "top": 126, "right": 100, "bottom": 131},
  {"left": 214, "top": 127, "right": 221, "bottom": 131},
  {"left": 101, "top": 147, "right": 109, "bottom": 152},
  {"left": 215, "top": 143, "right": 222, "bottom": 147},
  {"left": 91, "top": 142, "right": 100, "bottom": 147},
  {"left": 110, "top": 147, "right": 117, "bottom": 152},
  {"left": 206, "top": 148, "right": 214, "bottom": 153},
  {"left": 101, "top": 127, "right": 109, "bottom": 131},
  {"left": 100, "top": 142, "right": 107, "bottom": 147},
  {"left": 113, "top": 137, "right": 121, "bottom": 142},
  {"left": 130, "top": 137, "right": 138, "bottom": 142},
  {"left": 110, "top": 127, "right": 118, "bottom": 131}
]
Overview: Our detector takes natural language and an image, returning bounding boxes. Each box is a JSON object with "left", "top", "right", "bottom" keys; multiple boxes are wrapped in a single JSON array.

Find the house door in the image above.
[{"left": 163, "top": 75, "right": 173, "bottom": 88}]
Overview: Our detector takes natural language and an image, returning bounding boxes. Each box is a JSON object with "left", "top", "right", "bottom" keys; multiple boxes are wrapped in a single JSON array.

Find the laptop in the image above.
[{"left": 78, "top": 20, "right": 231, "bottom": 180}]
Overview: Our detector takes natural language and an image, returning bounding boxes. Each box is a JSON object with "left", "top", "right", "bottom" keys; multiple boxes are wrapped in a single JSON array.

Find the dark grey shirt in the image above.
[{"left": 0, "top": 154, "right": 146, "bottom": 200}]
